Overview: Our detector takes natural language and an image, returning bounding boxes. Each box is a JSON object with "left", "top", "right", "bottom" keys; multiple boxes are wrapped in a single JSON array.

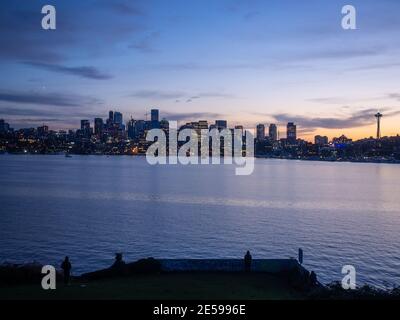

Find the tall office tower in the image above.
[
  {"left": 127, "top": 118, "right": 136, "bottom": 139},
  {"left": 0, "top": 119, "right": 5, "bottom": 133},
  {"left": 287, "top": 122, "right": 297, "bottom": 144},
  {"left": 80, "top": 120, "right": 91, "bottom": 137},
  {"left": 109, "top": 111, "right": 114, "bottom": 122},
  {"left": 81, "top": 119, "right": 90, "bottom": 130},
  {"left": 151, "top": 109, "right": 159, "bottom": 122},
  {"left": 215, "top": 120, "right": 227, "bottom": 130},
  {"left": 135, "top": 120, "right": 146, "bottom": 138},
  {"left": 198, "top": 120, "right": 208, "bottom": 130},
  {"left": 94, "top": 118, "right": 104, "bottom": 136},
  {"left": 269, "top": 124, "right": 278, "bottom": 141},
  {"left": 113, "top": 112, "right": 123, "bottom": 125},
  {"left": 150, "top": 109, "right": 160, "bottom": 129},
  {"left": 256, "top": 124, "right": 265, "bottom": 141}
]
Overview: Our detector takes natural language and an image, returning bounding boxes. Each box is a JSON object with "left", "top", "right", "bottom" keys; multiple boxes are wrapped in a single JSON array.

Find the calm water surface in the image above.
[{"left": 1, "top": 155, "right": 400, "bottom": 288}]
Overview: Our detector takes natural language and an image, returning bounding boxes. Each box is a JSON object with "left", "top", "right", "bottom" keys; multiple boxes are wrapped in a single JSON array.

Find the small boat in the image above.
[{"left": 65, "top": 153, "right": 72, "bottom": 158}]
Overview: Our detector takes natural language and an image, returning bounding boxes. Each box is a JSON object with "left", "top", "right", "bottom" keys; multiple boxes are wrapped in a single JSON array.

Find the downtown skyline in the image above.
[{"left": 1, "top": 0, "right": 400, "bottom": 141}]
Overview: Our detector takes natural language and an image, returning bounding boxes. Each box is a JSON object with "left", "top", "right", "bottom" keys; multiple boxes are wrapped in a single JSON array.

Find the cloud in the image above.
[
  {"left": 197, "top": 92, "right": 235, "bottom": 98},
  {"left": 292, "top": 47, "right": 384, "bottom": 62},
  {"left": 388, "top": 93, "right": 400, "bottom": 101},
  {"left": 24, "top": 62, "right": 113, "bottom": 80},
  {"left": 104, "top": 0, "right": 145, "bottom": 16},
  {"left": 153, "top": 62, "right": 265, "bottom": 71},
  {"left": 0, "top": 1, "right": 147, "bottom": 64},
  {"left": 270, "top": 108, "right": 400, "bottom": 131},
  {"left": 0, "top": 106, "right": 96, "bottom": 118},
  {"left": 128, "top": 31, "right": 160, "bottom": 53},
  {"left": 130, "top": 90, "right": 234, "bottom": 101},
  {"left": 130, "top": 90, "right": 184, "bottom": 100},
  {"left": 0, "top": 103, "right": 102, "bottom": 129},
  {"left": 186, "top": 92, "right": 234, "bottom": 103},
  {"left": 162, "top": 112, "right": 224, "bottom": 122},
  {"left": 0, "top": 90, "right": 101, "bottom": 107}
]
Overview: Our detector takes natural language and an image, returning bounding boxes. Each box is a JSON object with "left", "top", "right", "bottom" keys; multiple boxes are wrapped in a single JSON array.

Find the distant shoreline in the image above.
[{"left": 1, "top": 152, "right": 400, "bottom": 165}]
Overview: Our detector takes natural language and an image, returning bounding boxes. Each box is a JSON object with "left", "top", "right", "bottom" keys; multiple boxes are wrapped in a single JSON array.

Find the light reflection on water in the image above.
[{"left": 0, "top": 154, "right": 399, "bottom": 288}]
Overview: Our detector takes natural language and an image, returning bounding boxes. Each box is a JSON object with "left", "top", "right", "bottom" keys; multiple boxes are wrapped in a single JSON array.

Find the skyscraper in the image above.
[
  {"left": 80, "top": 120, "right": 91, "bottom": 138},
  {"left": 0, "top": 119, "right": 5, "bottom": 133},
  {"left": 113, "top": 112, "right": 123, "bottom": 126},
  {"left": 127, "top": 118, "right": 136, "bottom": 139},
  {"left": 94, "top": 118, "right": 104, "bottom": 136},
  {"left": 287, "top": 122, "right": 297, "bottom": 144},
  {"left": 108, "top": 111, "right": 114, "bottom": 123},
  {"left": 215, "top": 120, "right": 227, "bottom": 130},
  {"left": 269, "top": 124, "right": 278, "bottom": 141},
  {"left": 81, "top": 120, "right": 90, "bottom": 131},
  {"left": 151, "top": 109, "right": 159, "bottom": 122},
  {"left": 256, "top": 124, "right": 265, "bottom": 141},
  {"left": 150, "top": 109, "right": 160, "bottom": 129}
]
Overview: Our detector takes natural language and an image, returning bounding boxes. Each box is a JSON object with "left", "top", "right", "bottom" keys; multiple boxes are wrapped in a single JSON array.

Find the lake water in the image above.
[{"left": 0, "top": 154, "right": 400, "bottom": 288}]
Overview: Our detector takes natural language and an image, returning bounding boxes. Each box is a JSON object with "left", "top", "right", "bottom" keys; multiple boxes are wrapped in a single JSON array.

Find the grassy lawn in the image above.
[{"left": 0, "top": 273, "right": 305, "bottom": 300}]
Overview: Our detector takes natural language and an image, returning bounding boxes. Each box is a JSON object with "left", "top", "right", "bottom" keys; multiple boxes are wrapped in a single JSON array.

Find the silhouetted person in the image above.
[
  {"left": 112, "top": 253, "right": 126, "bottom": 269},
  {"left": 310, "top": 271, "right": 317, "bottom": 287},
  {"left": 61, "top": 256, "right": 72, "bottom": 285},
  {"left": 244, "top": 251, "right": 252, "bottom": 272}
]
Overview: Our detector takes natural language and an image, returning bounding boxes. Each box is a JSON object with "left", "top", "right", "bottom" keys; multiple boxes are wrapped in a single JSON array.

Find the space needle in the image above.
[{"left": 375, "top": 112, "right": 383, "bottom": 139}]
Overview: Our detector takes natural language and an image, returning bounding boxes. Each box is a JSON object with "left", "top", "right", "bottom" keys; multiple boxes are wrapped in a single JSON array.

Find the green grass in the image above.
[{"left": 0, "top": 273, "right": 305, "bottom": 300}]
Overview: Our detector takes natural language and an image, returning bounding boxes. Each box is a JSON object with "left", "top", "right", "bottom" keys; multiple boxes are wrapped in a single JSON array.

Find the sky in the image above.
[{"left": 0, "top": 0, "right": 400, "bottom": 141}]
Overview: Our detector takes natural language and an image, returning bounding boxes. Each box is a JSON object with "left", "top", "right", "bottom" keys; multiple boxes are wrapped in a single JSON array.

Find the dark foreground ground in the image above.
[{"left": 0, "top": 273, "right": 305, "bottom": 300}]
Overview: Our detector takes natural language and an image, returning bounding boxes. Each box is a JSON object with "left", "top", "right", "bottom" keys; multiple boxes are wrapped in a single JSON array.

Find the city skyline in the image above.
[
  {"left": 1, "top": 107, "right": 394, "bottom": 144},
  {"left": 1, "top": 0, "right": 400, "bottom": 141}
]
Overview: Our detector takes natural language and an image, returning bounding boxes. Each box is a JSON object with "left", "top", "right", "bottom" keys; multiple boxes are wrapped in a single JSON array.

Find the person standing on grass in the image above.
[{"left": 61, "top": 256, "right": 72, "bottom": 285}]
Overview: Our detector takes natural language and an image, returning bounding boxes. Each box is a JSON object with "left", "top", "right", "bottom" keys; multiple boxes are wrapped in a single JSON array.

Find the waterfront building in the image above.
[
  {"left": 0, "top": 119, "right": 10, "bottom": 133},
  {"left": 151, "top": 109, "right": 159, "bottom": 122},
  {"left": 256, "top": 124, "right": 265, "bottom": 141},
  {"left": 315, "top": 135, "right": 329, "bottom": 146},
  {"left": 269, "top": 124, "right": 278, "bottom": 141},
  {"left": 80, "top": 120, "right": 91, "bottom": 138},
  {"left": 150, "top": 109, "right": 160, "bottom": 129},
  {"left": 287, "top": 122, "right": 297, "bottom": 144},
  {"left": 113, "top": 112, "right": 123, "bottom": 127},
  {"left": 94, "top": 118, "right": 104, "bottom": 136},
  {"left": 215, "top": 120, "right": 227, "bottom": 131}
]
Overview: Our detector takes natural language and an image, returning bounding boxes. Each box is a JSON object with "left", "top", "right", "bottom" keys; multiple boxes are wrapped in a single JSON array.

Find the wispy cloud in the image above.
[
  {"left": 130, "top": 90, "right": 184, "bottom": 100},
  {"left": 270, "top": 108, "right": 400, "bottom": 131},
  {"left": 388, "top": 93, "right": 400, "bottom": 101},
  {"left": 128, "top": 31, "right": 160, "bottom": 53},
  {"left": 0, "top": 90, "right": 101, "bottom": 107},
  {"left": 162, "top": 112, "right": 224, "bottom": 122},
  {"left": 104, "top": 0, "right": 145, "bottom": 16},
  {"left": 130, "top": 90, "right": 234, "bottom": 102},
  {"left": 24, "top": 62, "right": 113, "bottom": 80}
]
